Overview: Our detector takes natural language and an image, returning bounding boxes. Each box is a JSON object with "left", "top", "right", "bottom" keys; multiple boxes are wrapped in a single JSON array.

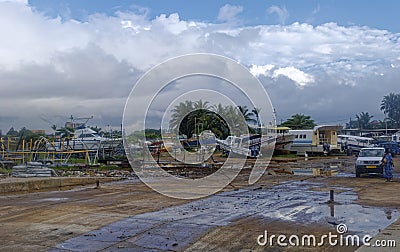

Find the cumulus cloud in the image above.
[
  {"left": 250, "top": 64, "right": 314, "bottom": 87},
  {"left": 0, "top": 2, "right": 399, "bottom": 132},
  {"left": 273, "top": 67, "right": 315, "bottom": 87},
  {"left": 267, "top": 5, "right": 289, "bottom": 25},
  {"left": 217, "top": 4, "right": 243, "bottom": 22},
  {"left": 249, "top": 64, "right": 275, "bottom": 77}
]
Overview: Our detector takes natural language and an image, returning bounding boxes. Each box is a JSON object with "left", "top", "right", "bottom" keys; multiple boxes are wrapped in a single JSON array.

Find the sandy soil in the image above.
[{"left": 0, "top": 155, "right": 399, "bottom": 251}]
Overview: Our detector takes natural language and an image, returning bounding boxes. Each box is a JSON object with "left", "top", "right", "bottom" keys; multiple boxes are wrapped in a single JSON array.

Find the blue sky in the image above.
[
  {"left": 0, "top": 0, "right": 399, "bottom": 132},
  {"left": 29, "top": 0, "right": 400, "bottom": 32}
]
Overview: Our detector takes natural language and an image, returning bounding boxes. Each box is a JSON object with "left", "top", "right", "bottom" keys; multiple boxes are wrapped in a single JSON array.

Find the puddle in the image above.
[
  {"left": 36, "top": 197, "right": 68, "bottom": 202},
  {"left": 52, "top": 180, "right": 400, "bottom": 251}
]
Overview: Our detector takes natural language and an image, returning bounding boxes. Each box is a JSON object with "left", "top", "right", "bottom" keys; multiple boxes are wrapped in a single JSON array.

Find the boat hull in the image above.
[{"left": 274, "top": 134, "right": 295, "bottom": 155}]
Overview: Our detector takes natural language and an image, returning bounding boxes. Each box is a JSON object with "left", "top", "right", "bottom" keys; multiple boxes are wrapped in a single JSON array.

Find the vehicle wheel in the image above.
[{"left": 356, "top": 170, "right": 361, "bottom": 178}]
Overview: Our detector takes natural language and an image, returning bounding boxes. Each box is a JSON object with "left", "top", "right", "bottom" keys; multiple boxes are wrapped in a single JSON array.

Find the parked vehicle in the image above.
[
  {"left": 355, "top": 147, "right": 385, "bottom": 177},
  {"left": 375, "top": 141, "right": 400, "bottom": 157},
  {"left": 392, "top": 131, "right": 400, "bottom": 143}
]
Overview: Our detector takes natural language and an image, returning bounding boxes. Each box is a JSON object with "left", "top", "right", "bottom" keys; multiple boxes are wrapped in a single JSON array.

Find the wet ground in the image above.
[
  {"left": 52, "top": 180, "right": 399, "bottom": 251},
  {"left": 1, "top": 155, "right": 400, "bottom": 251}
]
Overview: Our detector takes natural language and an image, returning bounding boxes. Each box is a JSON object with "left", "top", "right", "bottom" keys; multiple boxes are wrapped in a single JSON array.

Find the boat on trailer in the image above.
[
  {"left": 216, "top": 134, "right": 275, "bottom": 158},
  {"left": 289, "top": 125, "right": 343, "bottom": 156},
  {"left": 51, "top": 119, "right": 122, "bottom": 153},
  {"left": 265, "top": 127, "right": 295, "bottom": 155},
  {"left": 337, "top": 134, "right": 375, "bottom": 154}
]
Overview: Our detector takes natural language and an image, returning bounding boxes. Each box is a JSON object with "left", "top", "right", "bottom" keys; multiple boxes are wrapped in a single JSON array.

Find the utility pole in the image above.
[{"left": 385, "top": 112, "right": 388, "bottom": 135}]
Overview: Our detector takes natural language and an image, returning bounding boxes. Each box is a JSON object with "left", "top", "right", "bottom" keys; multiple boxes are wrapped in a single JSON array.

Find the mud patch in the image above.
[{"left": 52, "top": 180, "right": 400, "bottom": 251}]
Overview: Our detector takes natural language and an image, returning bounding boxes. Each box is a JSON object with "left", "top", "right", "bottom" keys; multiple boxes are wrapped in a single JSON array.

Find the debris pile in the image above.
[
  {"left": 56, "top": 169, "right": 136, "bottom": 178},
  {"left": 12, "top": 162, "right": 57, "bottom": 177}
]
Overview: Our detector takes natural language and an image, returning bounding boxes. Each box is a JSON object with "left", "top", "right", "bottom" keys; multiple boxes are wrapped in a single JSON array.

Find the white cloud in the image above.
[
  {"left": 0, "top": 3, "right": 399, "bottom": 131},
  {"left": 217, "top": 4, "right": 243, "bottom": 22},
  {"left": 249, "top": 64, "right": 275, "bottom": 77},
  {"left": 273, "top": 67, "right": 315, "bottom": 87},
  {"left": 267, "top": 5, "right": 289, "bottom": 25},
  {"left": 0, "top": 0, "right": 27, "bottom": 4}
]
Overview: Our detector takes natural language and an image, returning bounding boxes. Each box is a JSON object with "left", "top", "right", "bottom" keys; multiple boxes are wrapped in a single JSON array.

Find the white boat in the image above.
[
  {"left": 216, "top": 134, "right": 275, "bottom": 158},
  {"left": 289, "top": 125, "right": 343, "bottom": 155},
  {"left": 337, "top": 134, "right": 375, "bottom": 154},
  {"left": 51, "top": 121, "right": 122, "bottom": 152},
  {"left": 270, "top": 127, "right": 295, "bottom": 154}
]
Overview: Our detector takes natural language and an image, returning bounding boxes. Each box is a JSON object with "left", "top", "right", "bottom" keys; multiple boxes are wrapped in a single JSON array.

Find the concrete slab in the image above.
[{"left": 0, "top": 177, "right": 122, "bottom": 194}]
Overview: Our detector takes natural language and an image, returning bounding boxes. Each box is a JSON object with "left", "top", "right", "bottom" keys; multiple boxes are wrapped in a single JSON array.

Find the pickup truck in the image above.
[{"left": 355, "top": 147, "right": 385, "bottom": 177}]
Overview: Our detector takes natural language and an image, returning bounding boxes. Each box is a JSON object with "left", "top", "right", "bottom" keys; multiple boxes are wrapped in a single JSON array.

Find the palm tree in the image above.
[
  {"left": 281, "top": 114, "right": 316, "bottom": 129},
  {"left": 169, "top": 100, "right": 194, "bottom": 135},
  {"left": 193, "top": 100, "right": 210, "bottom": 110},
  {"left": 355, "top": 112, "right": 373, "bottom": 130},
  {"left": 380, "top": 93, "right": 400, "bottom": 127},
  {"left": 238, "top": 105, "right": 257, "bottom": 125}
]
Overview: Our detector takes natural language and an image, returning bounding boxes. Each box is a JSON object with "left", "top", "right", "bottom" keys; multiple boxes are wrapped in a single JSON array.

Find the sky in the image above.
[{"left": 0, "top": 0, "right": 399, "bottom": 134}]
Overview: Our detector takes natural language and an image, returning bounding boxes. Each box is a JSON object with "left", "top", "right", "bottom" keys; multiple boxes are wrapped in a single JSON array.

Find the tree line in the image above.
[
  {"left": 346, "top": 93, "right": 400, "bottom": 130},
  {"left": 169, "top": 100, "right": 260, "bottom": 139}
]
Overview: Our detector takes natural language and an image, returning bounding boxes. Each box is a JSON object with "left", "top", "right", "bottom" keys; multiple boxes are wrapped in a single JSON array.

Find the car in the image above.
[
  {"left": 376, "top": 141, "right": 400, "bottom": 157},
  {"left": 355, "top": 147, "right": 385, "bottom": 177}
]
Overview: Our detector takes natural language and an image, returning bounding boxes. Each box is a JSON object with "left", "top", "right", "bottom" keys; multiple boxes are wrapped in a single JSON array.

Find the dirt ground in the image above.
[
  {"left": 186, "top": 156, "right": 400, "bottom": 252},
  {"left": 0, "top": 155, "right": 399, "bottom": 251}
]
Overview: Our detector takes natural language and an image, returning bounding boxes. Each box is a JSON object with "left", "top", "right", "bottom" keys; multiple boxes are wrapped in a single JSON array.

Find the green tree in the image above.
[
  {"left": 238, "top": 105, "right": 257, "bottom": 125},
  {"left": 169, "top": 101, "right": 250, "bottom": 139},
  {"left": 6, "top": 127, "right": 19, "bottom": 136},
  {"left": 169, "top": 100, "right": 194, "bottom": 135},
  {"left": 355, "top": 112, "right": 373, "bottom": 130},
  {"left": 380, "top": 93, "right": 400, "bottom": 127},
  {"left": 281, "top": 114, "right": 316, "bottom": 129}
]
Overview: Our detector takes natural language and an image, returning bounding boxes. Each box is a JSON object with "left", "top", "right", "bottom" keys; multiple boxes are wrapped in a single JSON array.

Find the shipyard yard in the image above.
[{"left": 0, "top": 155, "right": 399, "bottom": 252}]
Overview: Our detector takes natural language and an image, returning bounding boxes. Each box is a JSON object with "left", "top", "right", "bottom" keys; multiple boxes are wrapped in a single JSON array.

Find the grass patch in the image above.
[{"left": 0, "top": 167, "right": 12, "bottom": 174}]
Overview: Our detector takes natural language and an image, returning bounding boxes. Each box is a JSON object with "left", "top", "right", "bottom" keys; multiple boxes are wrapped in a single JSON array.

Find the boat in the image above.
[
  {"left": 51, "top": 118, "right": 122, "bottom": 153},
  {"left": 337, "top": 134, "right": 375, "bottom": 154},
  {"left": 269, "top": 127, "right": 295, "bottom": 155},
  {"left": 216, "top": 134, "right": 275, "bottom": 158},
  {"left": 289, "top": 125, "right": 343, "bottom": 156}
]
